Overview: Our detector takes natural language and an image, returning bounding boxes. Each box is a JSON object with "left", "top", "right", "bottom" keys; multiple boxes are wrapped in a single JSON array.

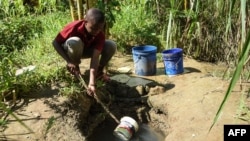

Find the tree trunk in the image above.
[
  {"left": 86, "top": 0, "right": 98, "bottom": 9},
  {"left": 69, "top": 0, "right": 77, "bottom": 21},
  {"left": 77, "top": 0, "right": 83, "bottom": 20}
]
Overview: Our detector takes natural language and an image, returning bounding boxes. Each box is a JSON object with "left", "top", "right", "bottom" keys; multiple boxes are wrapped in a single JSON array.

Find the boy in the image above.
[{"left": 52, "top": 8, "right": 116, "bottom": 95}]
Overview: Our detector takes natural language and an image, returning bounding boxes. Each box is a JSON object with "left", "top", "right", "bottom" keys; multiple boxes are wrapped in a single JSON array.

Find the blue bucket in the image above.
[
  {"left": 162, "top": 48, "right": 184, "bottom": 75},
  {"left": 132, "top": 45, "right": 157, "bottom": 76}
]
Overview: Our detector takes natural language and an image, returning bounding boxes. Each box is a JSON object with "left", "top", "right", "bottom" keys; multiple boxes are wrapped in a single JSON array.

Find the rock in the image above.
[
  {"left": 32, "top": 112, "right": 41, "bottom": 118},
  {"left": 135, "top": 85, "right": 145, "bottom": 96},
  {"left": 15, "top": 65, "right": 36, "bottom": 76},
  {"left": 148, "top": 86, "right": 166, "bottom": 96},
  {"left": 145, "top": 85, "right": 150, "bottom": 93}
]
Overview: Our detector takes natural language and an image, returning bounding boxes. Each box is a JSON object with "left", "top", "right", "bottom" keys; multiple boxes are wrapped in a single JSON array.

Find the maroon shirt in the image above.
[{"left": 55, "top": 20, "right": 105, "bottom": 51}]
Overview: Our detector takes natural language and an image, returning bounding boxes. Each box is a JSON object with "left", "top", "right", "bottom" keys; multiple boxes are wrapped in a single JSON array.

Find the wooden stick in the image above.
[{"left": 78, "top": 74, "right": 120, "bottom": 124}]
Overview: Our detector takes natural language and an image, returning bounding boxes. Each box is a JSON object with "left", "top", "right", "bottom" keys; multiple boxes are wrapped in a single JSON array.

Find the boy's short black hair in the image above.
[{"left": 85, "top": 8, "right": 105, "bottom": 24}]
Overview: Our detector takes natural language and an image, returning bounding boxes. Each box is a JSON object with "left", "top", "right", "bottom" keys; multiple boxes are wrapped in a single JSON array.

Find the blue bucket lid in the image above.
[{"left": 132, "top": 45, "right": 157, "bottom": 54}]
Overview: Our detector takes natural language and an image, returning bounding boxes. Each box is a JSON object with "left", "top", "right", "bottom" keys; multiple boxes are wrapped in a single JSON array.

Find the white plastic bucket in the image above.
[{"left": 113, "top": 116, "right": 139, "bottom": 141}]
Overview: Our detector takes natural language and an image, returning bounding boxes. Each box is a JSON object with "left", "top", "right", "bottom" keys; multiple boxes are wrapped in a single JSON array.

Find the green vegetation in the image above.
[
  {"left": 0, "top": 1, "right": 72, "bottom": 132},
  {"left": 110, "top": 1, "right": 160, "bottom": 53},
  {"left": 0, "top": 0, "right": 249, "bottom": 134},
  {"left": 45, "top": 116, "right": 56, "bottom": 135}
]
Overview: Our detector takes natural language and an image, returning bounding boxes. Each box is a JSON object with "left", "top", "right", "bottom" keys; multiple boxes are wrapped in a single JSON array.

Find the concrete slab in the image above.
[
  {"left": 110, "top": 74, "right": 131, "bottom": 83},
  {"left": 126, "top": 77, "right": 153, "bottom": 87}
]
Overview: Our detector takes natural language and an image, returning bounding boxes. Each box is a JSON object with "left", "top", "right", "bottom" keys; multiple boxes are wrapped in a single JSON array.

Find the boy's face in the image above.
[{"left": 85, "top": 20, "right": 104, "bottom": 36}]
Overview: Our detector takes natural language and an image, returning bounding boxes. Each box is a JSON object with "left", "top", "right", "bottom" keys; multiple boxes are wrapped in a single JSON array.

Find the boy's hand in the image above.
[
  {"left": 66, "top": 63, "right": 80, "bottom": 76},
  {"left": 87, "top": 84, "right": 96, "bottom": 97}
]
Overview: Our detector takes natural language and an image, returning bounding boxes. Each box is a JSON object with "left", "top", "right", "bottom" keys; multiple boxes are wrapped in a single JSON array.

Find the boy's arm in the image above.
[{"left": 89, "top": 49, "right": 101, "bottom": 87}]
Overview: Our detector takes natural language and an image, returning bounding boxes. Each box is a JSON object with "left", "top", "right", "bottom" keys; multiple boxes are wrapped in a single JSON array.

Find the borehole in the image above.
[
  {"left": 84, "top": 77, "right": 168, "bottom": 141},
  {"left": 86, "top": 118, "right": 165, "bottom": 141}
]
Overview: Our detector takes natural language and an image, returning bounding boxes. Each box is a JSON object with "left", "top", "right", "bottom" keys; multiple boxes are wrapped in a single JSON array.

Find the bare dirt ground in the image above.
[{"left": 1, "top": 52, "right": 250, "bottom": 141}]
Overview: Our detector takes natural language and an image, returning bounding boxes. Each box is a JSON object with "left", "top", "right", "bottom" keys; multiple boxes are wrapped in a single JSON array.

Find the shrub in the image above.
[
  {"left": 110, "top": 4, "right": 162, "bottom": 54},
  {"left": 0, "top": 17, "right": 43, "bottom": 58}
]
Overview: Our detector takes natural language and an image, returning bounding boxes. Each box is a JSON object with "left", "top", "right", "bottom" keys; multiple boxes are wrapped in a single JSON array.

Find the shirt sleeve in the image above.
[{"left": 54, "top": 24, "right": 75, "bottom": 45}]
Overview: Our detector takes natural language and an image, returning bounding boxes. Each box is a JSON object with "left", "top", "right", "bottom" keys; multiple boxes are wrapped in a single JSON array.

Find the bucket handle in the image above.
[
  {"left": 134, "top": 55, "right": 141, "bottom": 64},
  {"left": 162, "top": 57, "right": 182, "bottom": 69},
  {"left": 174, "top": 57, "right": 182, "bottom": 69}
]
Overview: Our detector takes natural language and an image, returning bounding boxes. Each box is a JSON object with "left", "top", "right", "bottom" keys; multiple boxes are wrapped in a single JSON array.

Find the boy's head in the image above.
[{"left": 85, "top": 8, "right": 105, "bottom": 36}]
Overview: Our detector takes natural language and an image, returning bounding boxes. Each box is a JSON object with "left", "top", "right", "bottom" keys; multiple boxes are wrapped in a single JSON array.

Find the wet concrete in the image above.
[{"left": 111, "top": 74, "right": 154, "bottom": 87}]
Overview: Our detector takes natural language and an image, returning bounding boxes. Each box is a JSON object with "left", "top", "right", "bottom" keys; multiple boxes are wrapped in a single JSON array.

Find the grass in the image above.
[
  {"left": 210, "top": 29, "right": 250, "bottom": 131},
  {"left": 0, "top": 11, "right": 75, "bottom": 133},
  {"left": 12, "top": 11, "right": 72, "bottom": 83},
  {"left": 235, "top": 90, "right": 250, "bottom": 124},
  {"left": 45, "top": 116, "right": 56, "bottom": 135}
]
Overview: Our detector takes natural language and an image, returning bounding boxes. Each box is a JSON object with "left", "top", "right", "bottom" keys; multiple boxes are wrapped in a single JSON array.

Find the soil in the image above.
[{"left": 1, "top": 52, "right": 250, "bottom": 141}]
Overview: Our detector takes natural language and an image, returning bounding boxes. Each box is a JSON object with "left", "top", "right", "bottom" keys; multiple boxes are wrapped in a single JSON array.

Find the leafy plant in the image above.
[
  {"left": 0, "top": 101, "right": 33, "bottom": 133},
  {"left": 0, "top": 3, "right": 73, "bottom": 138},
  {"left": 0, "top": 119, "right": 8, "bottom": 128},
  {"left": 59, "top": 81, "right": 82, "bottom": 97},
  {"left": 0, "top": 0, "right": 67, "bottom": 18},
  {"left": 45, "top": 116, "right": 55, "bottom": 135},
  {"left": 210, "top": 28, "right": 250, "bottom": 131},
  {"left": 0, "top": 18, "right": 43, "bottom": 58},
  {"left": 96, "top": 0, "right": 120, "bottom": 36},
  {"left": 110, "top": 3, "right": 161, "bottom": 53},
  {"left": 0, "top": 57, "right": 17, "bottom": 102}
]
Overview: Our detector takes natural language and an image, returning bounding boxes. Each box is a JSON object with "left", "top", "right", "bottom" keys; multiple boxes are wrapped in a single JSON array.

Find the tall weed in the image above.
[
  {"left": 110, "top": 2, "right": 161, "bottom": 53},
  {"left": 0, "top": 17, "right": 43, "bottom": 57}
]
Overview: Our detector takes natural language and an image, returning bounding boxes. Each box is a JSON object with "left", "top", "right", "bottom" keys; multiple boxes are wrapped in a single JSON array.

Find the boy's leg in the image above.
[
  {"left": 63, "top": 37, "right": 84, "bottom": 74},
  {"left": 98, "top": 40, "right": 117, "bottom": 75},
  {"left": 63, "top": 37, "right": 84, "bottom": 65}
]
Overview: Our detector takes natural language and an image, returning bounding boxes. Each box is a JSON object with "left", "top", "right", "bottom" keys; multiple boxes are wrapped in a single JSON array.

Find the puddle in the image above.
[{"left": 87, "top": 119, "right": 165, "bottom": 141}]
